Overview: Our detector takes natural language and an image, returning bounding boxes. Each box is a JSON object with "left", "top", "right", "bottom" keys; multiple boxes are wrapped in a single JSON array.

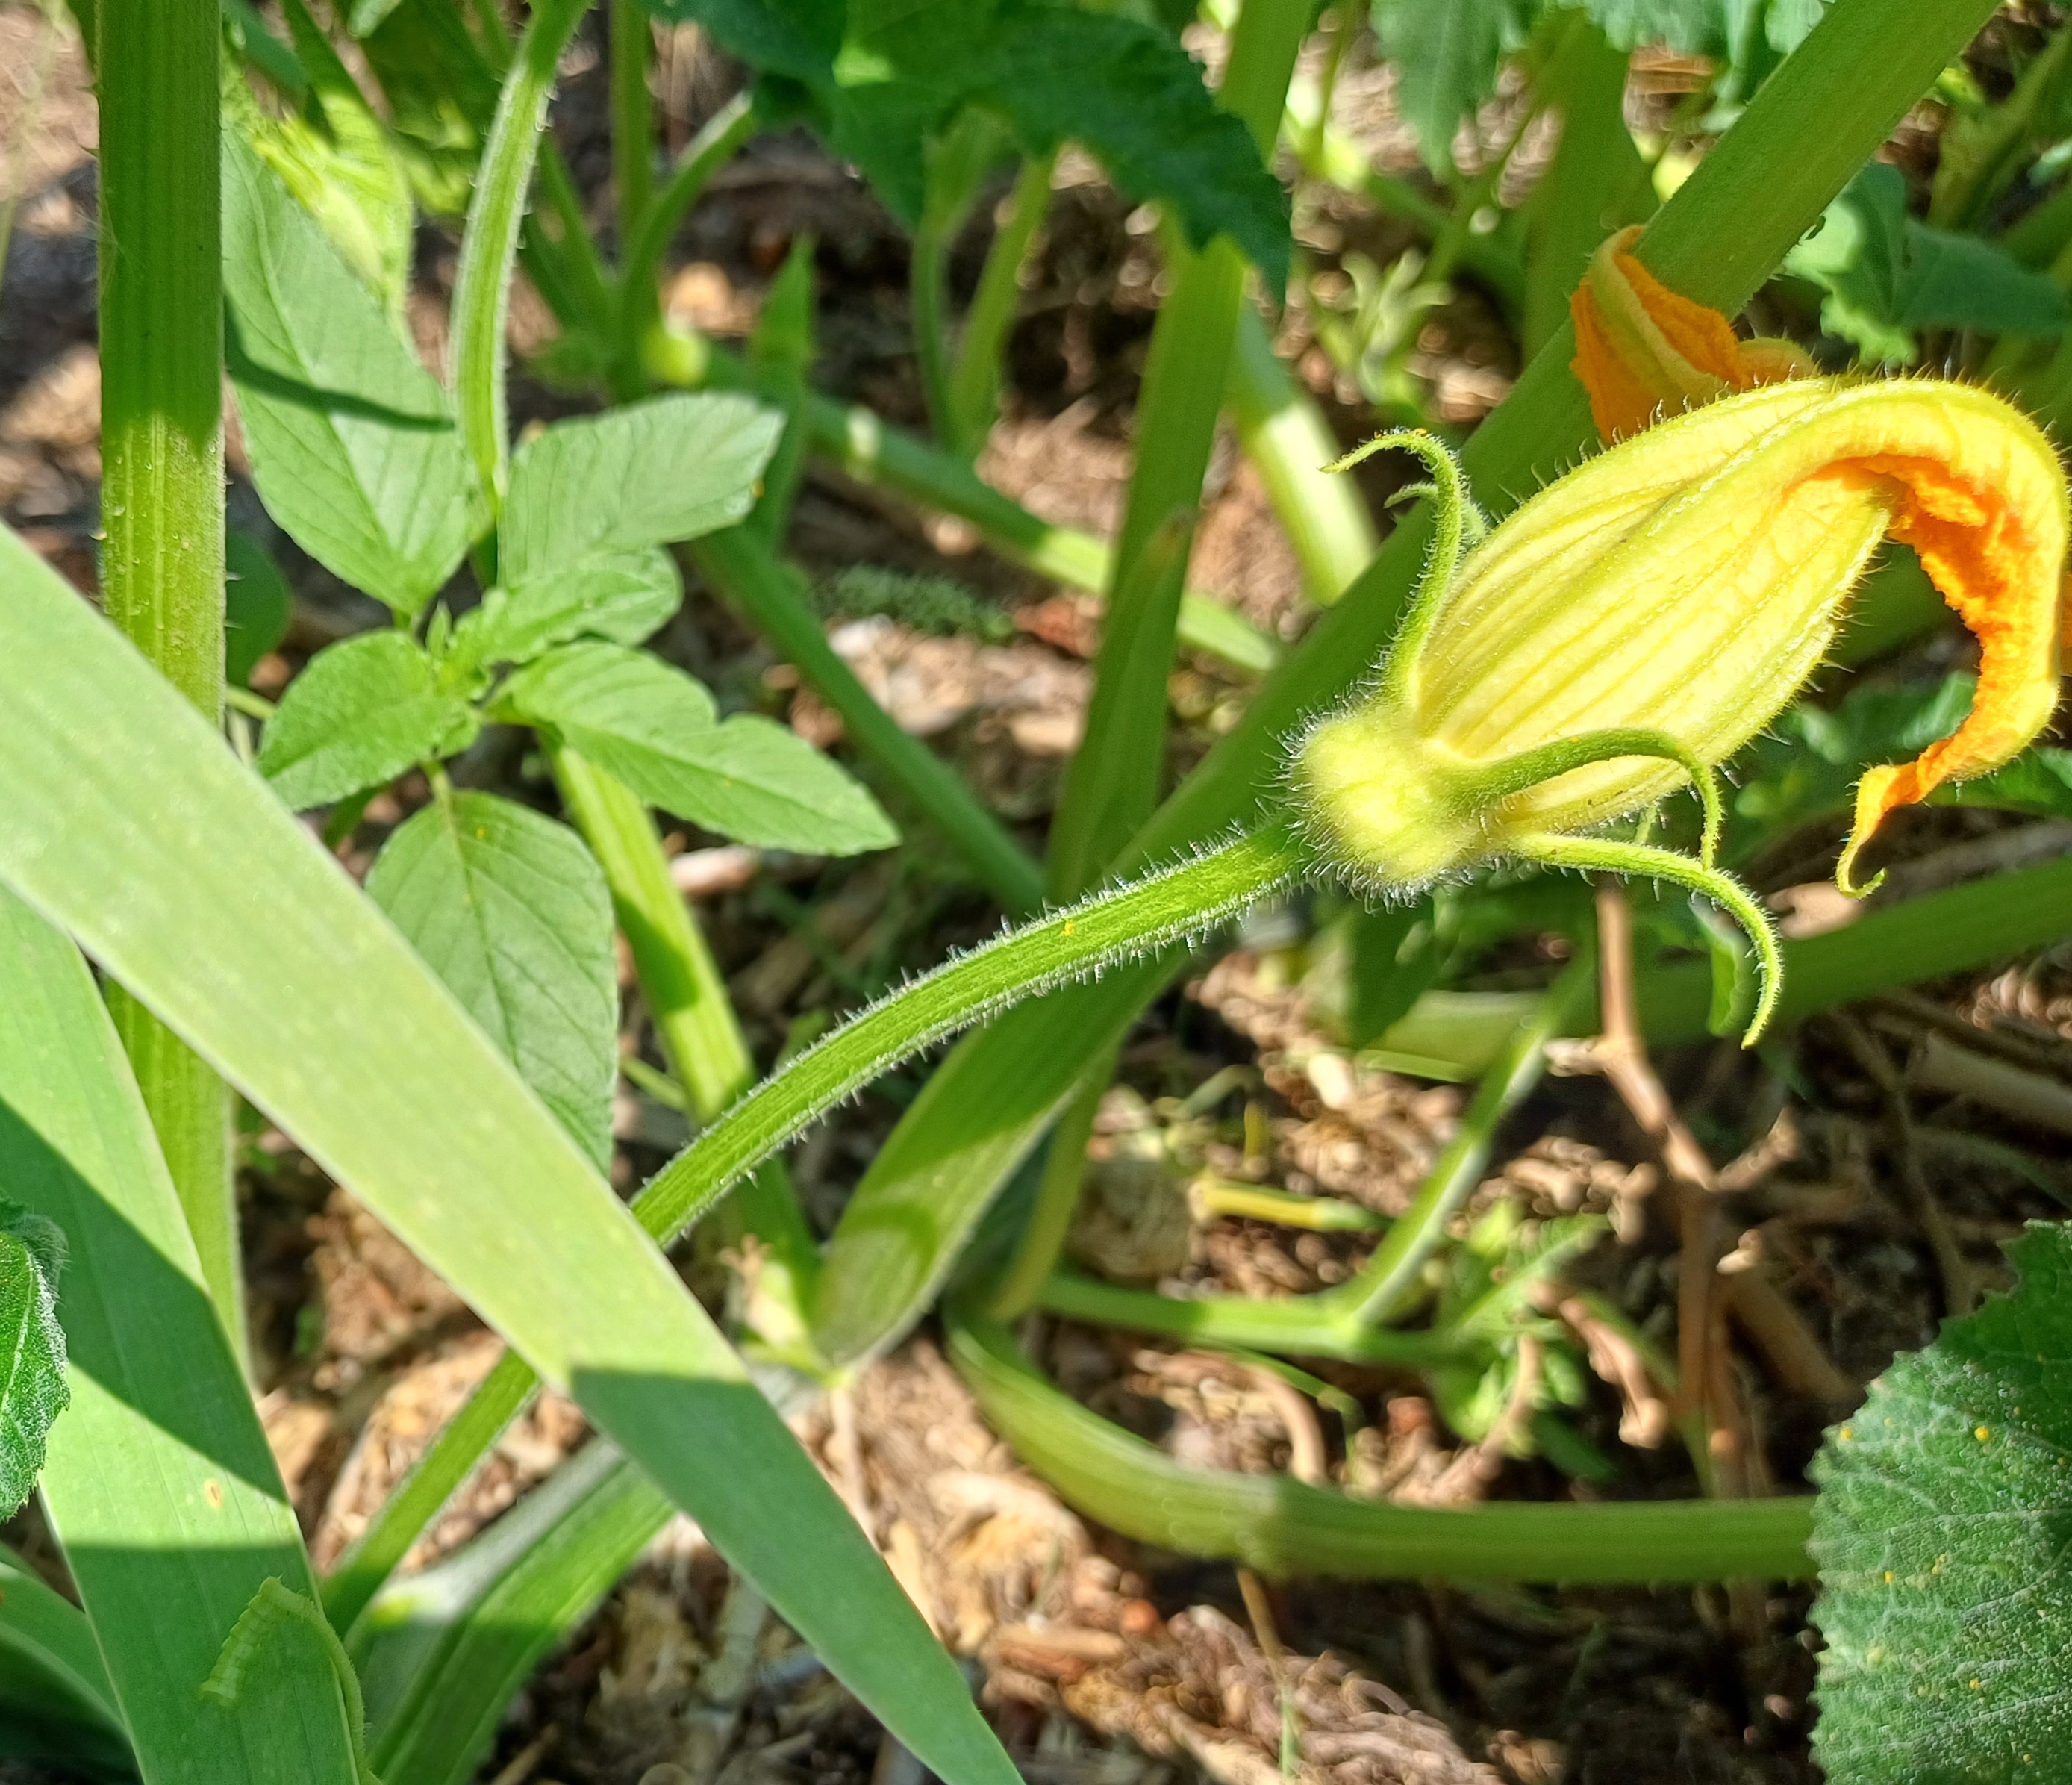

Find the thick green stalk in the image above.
[
  {"left": 690, "top": 526, "right": 1047, "bottom": 914},
  {"left": 1224, "top": 302, "right": 1377, "bottom": 603},
  {"left": 609, "top": 0, "right": 653, "bottom": 252},
  {"left": 97, "top": 0, "right": 240, "bottom": 1358},
  {"left": 986, "top": 1060, "right": 1108, "bottom": 1319},
  {"left": 946, "top": 150, "right": 1056, "bottom": 455},
  {"left": 1032, "top": 1272, "right": 1470, "bottom": 1366},
  {"left": 1047, "top": 0, "right": 1310, "bottom": 897},
  {"left": 614, "top": 92, "right": 757, "bottom": 397},
  {"left": 551, "top": 745, "right": 820, "bottom": 1280},
  {"left": 951, "top": 1314, "right": 1814, "bottom": 1581}
]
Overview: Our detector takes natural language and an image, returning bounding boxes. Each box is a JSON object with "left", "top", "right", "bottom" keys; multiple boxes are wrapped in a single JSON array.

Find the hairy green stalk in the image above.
[
  {"left": 551, "top": 745, "right": 821, "bottom": 1280},
  {"left": 951, "top": 1314, "right": 1814, "bottom": 1581},
  {"left": 316, "top": 824, "right": 1300, "bottom": 1617},
  {"left": 98, "top": 0, "right": 239, "bottom": 1357},
  {"left": 633, "top": 824, "right": 1306, "bottom": 1245}
]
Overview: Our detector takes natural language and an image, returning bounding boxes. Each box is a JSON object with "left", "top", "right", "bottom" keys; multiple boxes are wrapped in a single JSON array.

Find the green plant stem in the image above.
[
  {"left": 608, "top": 0, "right": 652, "bottom": 252},
  {"left": 1027, "top": 959, "right": 1590, "bottom": 1356},
  {"left": 987, "top": 1062, "right": 1109, "bottom": 1319},
  {"left": 551, "top": 744, "right": 820, "bottom": 1280},
  {"left": 1193, "top": 1180, "right": 1388, "bottom": 1232},
  {"left": 689, "top": 526, "right": 1047, "bottom": 915},
  {"left": 97, "top": 0, "right": 240, "bottom": 1361},
  {"left": 644, "top": 330, "right": 1282, "bottom": 675},
  {"left": 950, "top": 1313, "right": 1813, "bottom": 1581},
  {"left": 1224, "top": 301, "right": 1377, "bottom": 604},
  {"left": 614, "top": 91, "right": 757, "bottom": 396},
  {"left": 321, "top": 823, "right": 1302, "bottom": 1619},
  {"left": 634, "top": 823, "right": 1307, "bottom": 1246},
  {"left": 449, "top": 0, "right": 590, "bottom": 517},
  {"left": 323, "top": 1350, "right": 539, "bottom": 1635},
  {"left": 1047, "top": 0, "right": 1310, "bottom": 898},
  {"left": 1337, "top": 959, "right": 1590, "bottom": 1323},
  {"left": 946, "top": 149, "right": 1055, "bottom": 455},
  {"left": 1032, "top": 1272, "right": 1470, "bottom": 1365}
]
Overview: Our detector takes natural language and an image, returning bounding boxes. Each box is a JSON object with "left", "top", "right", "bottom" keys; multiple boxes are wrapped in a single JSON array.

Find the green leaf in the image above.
[
  {"left": 257, "top": 630, "right": 478, "bottom": 810},
  {"left": 445, "top": 546, "right": 684, "bottom": 680},
  {"left": 499, "top": 393, "right": 784, "bottom": 582},
  {"left": 500, "top": 642, "right": 898, "bottom": 855},
  {"left": 1370, "top": 0, "right": 1529, "bottom": 175},
  {"left": 366, "top": 793, "right": 620, "bottom": 1169},
  {"left": 0, "top": 1545, "right": 129, "bottom": 1772},
  {"left": 1784, "top": 162, "right": 2066, "bottom": 364},
  {"left": 0, "top": 518, "right": 1020, "bottom": 1785},
  {"left": 0, "top": 885, "right": 338, "bottom": 1784},
  {"left": 354, "top": 1442, "right": 669, "bottom": 1784},
  {"left": 203, "top": 1580, "right": 374, "bottom": 1784},
  {"left": 628, "top": 0, "right": 844, "bottom": 82},
  {"left": 222, "top": 133, "right": 477, "bottom": 616},
  {"left": 0, "top": 1201, "right": 66, "bottom": 1518},
  {"left": 1811, "top": 1222, "right": 2072, "bottom": 1784},
  {"left": 970, "top": 10, "right": 1290, "bottom": 288},
  {"left": 225, "top": 526, "right": 295, "bottom": 687},
  {"left": 227, "top": 0, "right": 416, "bottom": 317}
]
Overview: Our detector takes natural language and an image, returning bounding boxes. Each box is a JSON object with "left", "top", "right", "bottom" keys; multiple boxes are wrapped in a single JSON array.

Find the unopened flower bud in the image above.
[{"left": 1570, "top": 226, "right": 1814, "bottom": 440}]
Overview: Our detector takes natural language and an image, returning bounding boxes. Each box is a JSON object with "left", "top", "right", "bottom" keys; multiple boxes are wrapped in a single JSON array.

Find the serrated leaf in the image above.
[
  {"left": 366, "top": 794, "right": 619, "bottom": 1168},
  {"left": 1785, "top": 163, "right": 2066, "bottom": 364},
  {"left": 501, "top": 642, "right": 897, "bottom": 854},
  {"left": 972, "top": 10, "right": 1289, "bottom": 288},
  {"left": 0, "top": 1201, "right": 66, "bottom": 1519},
  {"left": 1371, "top": 0, "right": 1529, "bottom": 175},
  {"left": 226, "top": 526, "right": 295, "bottom": 687},
  {"left": 628, "top": 0, "right": 843, "bottom": 82},
  {"left": 258, "top": 630, "right": 478, "bottom": 810},
  {"left": 446, "top": 546, "right": 683, "bottom": 681},
  {"left": 1811, "top": 1222, "right": 2072, "bottom": 1784},
  {"left": 499, "top": 394, "right": 783, "bottom": 583},
  {"left": 222, "top": 133, "right": 478, "bottom": 616}
]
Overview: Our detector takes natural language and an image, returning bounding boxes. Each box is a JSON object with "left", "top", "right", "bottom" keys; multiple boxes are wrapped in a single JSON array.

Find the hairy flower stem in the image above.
[
  {"left": 98, "top": 0, "right": 239, "bottom": 1360},
  {"left": 319, "top": 823, "right": 1303, "bottom": 1619}
]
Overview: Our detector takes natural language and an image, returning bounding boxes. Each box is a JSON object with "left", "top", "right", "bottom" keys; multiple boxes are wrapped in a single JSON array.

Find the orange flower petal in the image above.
[
  {"left": 1569, "top": 228, "right": 1811, "bottom": 441},
  {"left": 1835, "top": 429, "right": 2068, "bottom": 891}
]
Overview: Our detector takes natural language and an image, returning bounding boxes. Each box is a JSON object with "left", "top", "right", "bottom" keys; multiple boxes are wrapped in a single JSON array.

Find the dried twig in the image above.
[{"left": 1832, "top": 1017, "right": 1979, "bottom": 1317}]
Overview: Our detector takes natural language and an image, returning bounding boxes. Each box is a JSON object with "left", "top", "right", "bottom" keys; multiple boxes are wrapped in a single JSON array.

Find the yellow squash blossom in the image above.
[{"left": 1294, "top": 233, "right": 2068, "bottom": 1039}]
